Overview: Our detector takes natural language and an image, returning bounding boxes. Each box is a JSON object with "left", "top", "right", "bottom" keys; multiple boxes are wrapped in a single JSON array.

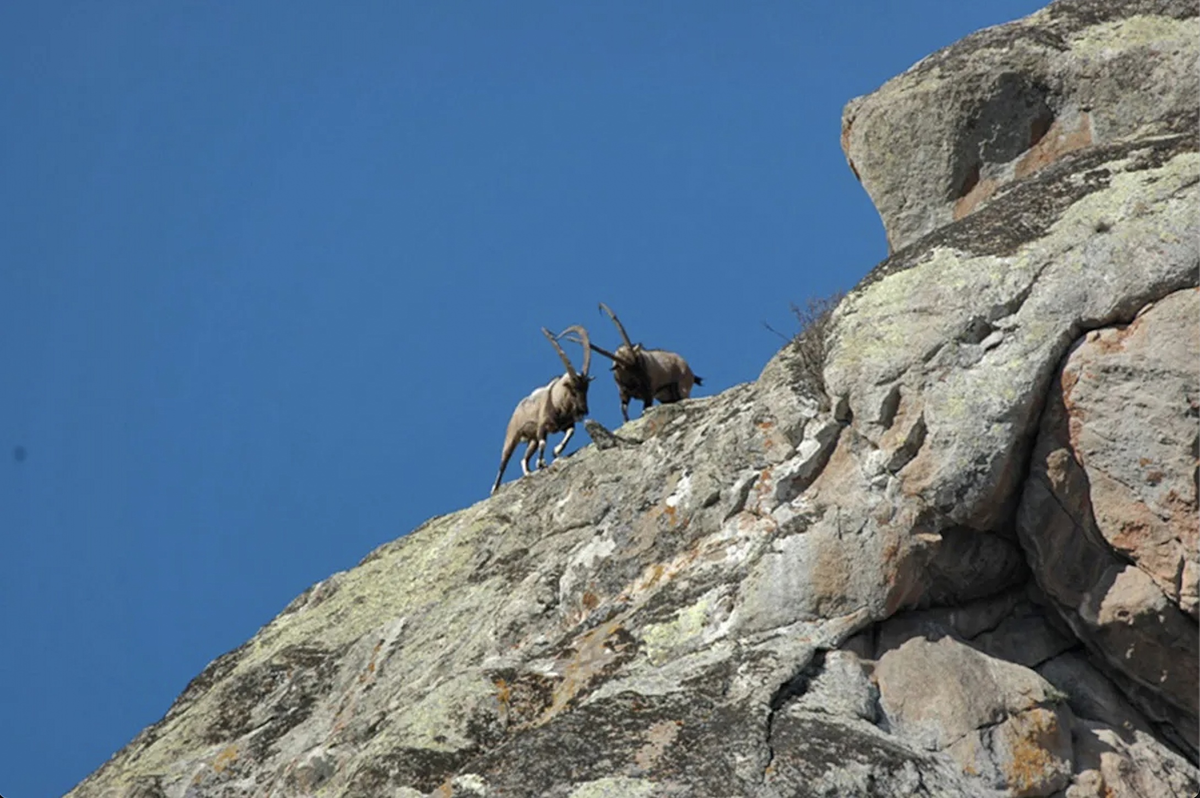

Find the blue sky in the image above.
[{"left": 1, "top": 2, "right": 1046, "bottom": 795}]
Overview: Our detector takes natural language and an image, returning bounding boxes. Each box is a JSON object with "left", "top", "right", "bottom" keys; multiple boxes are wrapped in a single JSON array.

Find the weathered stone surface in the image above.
[
  {"left": 1050, "top": 288, "right": 1196, "bottom": 615},
  {"left": 842, "top": 0, "right": 1199, "bottom": 251},
  {"left": 788, "top": 650, "right": 878, "bottom": 723},
  {"left": 1017, "top": 288, "right": 1200, "bottom": 755},
  {"left": 1038, "top": 651, "right": 1199, "bottom": 798},
  {"left": 765, "top": 712, "right": 984, "bottom": 797},
  {"left": 68, "top": 2, "right": 1199, "bottom": 796},
  {"left": 1064, "top": 717, "right": 1200, "bottom": 798},
  {"left": 875, "top": 635, "right": 1074, "bottom": 796},
  {"left": 825, "top": 129, "right": 1198, "bottom": 535}
]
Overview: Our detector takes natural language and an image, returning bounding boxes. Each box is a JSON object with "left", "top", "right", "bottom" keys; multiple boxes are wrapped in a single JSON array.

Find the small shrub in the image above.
[{"left": 764, "top": 290, "right": 845, "bottom": 401}]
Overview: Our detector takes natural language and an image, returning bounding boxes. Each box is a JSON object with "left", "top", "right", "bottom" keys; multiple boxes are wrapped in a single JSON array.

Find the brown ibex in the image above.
[
  {"left": 567, "top": 303, "right": 701, "bottom": 421},
  {"left": 491, "top": 326, "right": 593, "bottom": 495}
]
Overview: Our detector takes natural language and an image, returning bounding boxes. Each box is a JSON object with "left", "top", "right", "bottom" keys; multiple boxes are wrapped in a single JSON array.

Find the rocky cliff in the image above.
[{"left": 70, "top": 1, "right": 1198, "bottom": 796}]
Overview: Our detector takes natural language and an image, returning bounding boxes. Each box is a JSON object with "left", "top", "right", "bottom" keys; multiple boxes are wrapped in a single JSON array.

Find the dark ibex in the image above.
[
  {"left": 567, "top": 303, "right": 701, "bottom": 421},
  {"left": 491, "top": 326, "right": 593, "bottom": 495}
]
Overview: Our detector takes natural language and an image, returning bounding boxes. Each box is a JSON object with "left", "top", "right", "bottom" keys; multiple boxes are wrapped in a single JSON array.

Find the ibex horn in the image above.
[
  {"left": 543, "top": 327, "right": 577, "bottom": 378},
  {"left": 598, "top": 303, "right": 635, "bottom": 353},
  {"left": 564, "top": 331, "right": 620, "bottom": 365},
  {"left": 557, "top": 325, "right": 591, "bottom": 376}
]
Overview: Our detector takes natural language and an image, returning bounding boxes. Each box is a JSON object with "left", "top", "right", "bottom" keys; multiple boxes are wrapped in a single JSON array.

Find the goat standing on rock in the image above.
[
  {"left": 491, "top": 326, "right": 593, "bottom": 495},
  {"left": 568, "top": 303, "right": 701, "bottom": 421}
]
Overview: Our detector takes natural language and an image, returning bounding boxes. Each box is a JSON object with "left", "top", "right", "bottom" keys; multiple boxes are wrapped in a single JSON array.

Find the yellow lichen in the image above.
[
  {"left": 212, "top": 744, "right": 238, "bottom": 774},
  {"left": 1003, "top": 708, "right": 1062, "bottom": 796},
  {"left": 1067, "top": 14, "right": 1196, "bottom": 56},
  {"left": 640, "top": 595, "right": 716, "bottom": 666}
]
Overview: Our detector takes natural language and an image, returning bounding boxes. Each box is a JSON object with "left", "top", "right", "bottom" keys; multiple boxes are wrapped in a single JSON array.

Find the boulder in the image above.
[
  {"left": 875, "top": 635, "right": 1074, "bottom": 797},
  {"left": 1017, "top": 287, "right": 1200, "bottom": 754},
  {"left": 842, "top": 0, "right": 1199, "bottom": 252}
]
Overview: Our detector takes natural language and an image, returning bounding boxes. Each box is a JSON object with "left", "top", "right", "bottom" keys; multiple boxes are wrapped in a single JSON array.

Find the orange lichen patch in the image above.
[
  {"left": 1007, "top": 734, "right": 1056, "bottom": 791},
  {"left": 1003, "top": 708, "right": 1065, "bottom": 797},
  {"left": 757, "top": 420, "right": 779, "bottom": 451},
  {"left": 1060, "top": 387, "right": 1088, "bottom": 458},
  {"left": 1110, "top": 517, "right": 1152, "bottom": 555},
  {"left": 634, "top": 720, "right": 682, "bottom": 771},
  {"left": 641, "top": 562, "right": 668, "bottom": 592},
  {"left": 954, "top": 172, "right": 1001, "bottom": 220},
  {"left": 623, "top": 558, "right": 687, "bottom": 603},
  {"left": 620, "top": 537, "right": 715, "bottom": 601},
  {"left": 617, "top": 536, "right": 730, "bottom": 610},
  {"left": 628, "top": 506, "right": 677, "bottom": 558},
  {"left": 810, "top": 536, "right": 853, "bottom": 612},
  {"left": 495, "top": 677, "right": 512, "bottom": 714},
  {"left": 750, "top": 466, "right": 775, "bottom": 511},
  {"left": 491, "top": 670, "right": 556, "bottom": 730},
  {"left": 1082, "top": 320, "right": 1139, "bottom": 357},
  {"left": 955, "top": 112, "right": 1093, "bottom": 222},
  {"left": 1014, "top": 112, "right": 1093, "bottom": 180},
  {"left": 212, "top": 744, "right": 238, "bottom": 774},
  {"left": 363, "top": 639, "right": 384, "bottom": 678},
  {"left": 624, "top": 560, "right": 677, "bottom": 601},
  {"left": 1059, "top": 364, "right": 1082, "bottom": 399},
  {"left": 545, "top": 619, "right": 637, "bottom": 720}
]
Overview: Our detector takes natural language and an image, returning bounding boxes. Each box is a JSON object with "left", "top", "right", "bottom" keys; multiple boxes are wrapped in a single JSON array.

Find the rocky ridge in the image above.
[{"left": 70, "top": 1, "right": 1198, "bottom": 796}]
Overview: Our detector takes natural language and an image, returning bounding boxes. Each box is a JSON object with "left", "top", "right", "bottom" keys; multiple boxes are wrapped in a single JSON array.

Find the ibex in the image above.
[
  {"left": 491, "top": 326, "right": 593, "bottom": 495},
  {"left": 567, "top": 303, "right": 702, "bottom": 421}
]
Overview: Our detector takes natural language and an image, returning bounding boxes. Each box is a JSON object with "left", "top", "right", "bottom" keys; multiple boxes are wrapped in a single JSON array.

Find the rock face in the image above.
[
  {"left": 70, "top": 2, "right": 1198, "bottom": 797},
  {"left": 1018, "top": 287, "right": 1200, "bottom": 757},
  {"left": 841, "top": 0, "right": 1198, "bottom": 252}
]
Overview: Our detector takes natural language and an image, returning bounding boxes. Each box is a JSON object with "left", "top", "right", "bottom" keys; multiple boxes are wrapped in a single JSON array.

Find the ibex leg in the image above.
[
  {"left": 552, "top": 426, "right": 574, "bottom": 458},
  {"left": 521, "top": 440, "right": 538, "bottom": 475}
]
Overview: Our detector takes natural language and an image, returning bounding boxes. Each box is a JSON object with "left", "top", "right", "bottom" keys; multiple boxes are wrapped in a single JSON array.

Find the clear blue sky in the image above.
[{"left": 1, "top": 3, "right": 1046, "bottom": 795}]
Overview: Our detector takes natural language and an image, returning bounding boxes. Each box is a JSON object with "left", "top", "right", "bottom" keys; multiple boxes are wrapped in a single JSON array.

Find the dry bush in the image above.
[{"left": 779, "top": 290, "right": 845, "bottom": 400}]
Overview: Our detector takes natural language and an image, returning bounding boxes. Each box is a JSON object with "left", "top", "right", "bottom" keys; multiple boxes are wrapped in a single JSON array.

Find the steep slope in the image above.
[{"left": 70, "top": 1, "right": 1198, "bottom": 796}]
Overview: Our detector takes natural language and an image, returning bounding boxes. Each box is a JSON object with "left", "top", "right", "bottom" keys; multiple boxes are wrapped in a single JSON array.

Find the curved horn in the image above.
[
  {"left": 543, "top": 327, "right": 577, "bottom": 378},
  {"left": 558, "top": 325, "right": 591, "bottom": 376},
  {"left": 599, "top": 302, "right": 634, "bottom": 352},
  {"left": 563, "top": 332, "right": 620, "bottom": 363}
]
